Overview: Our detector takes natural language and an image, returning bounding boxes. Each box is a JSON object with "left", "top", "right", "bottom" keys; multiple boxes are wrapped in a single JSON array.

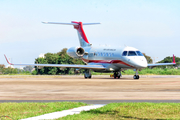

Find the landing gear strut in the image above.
[
  {"left": 84, "top": 69, "right": 92, "bottom": 79},
  {"left": 133, "top": 69, "right": 139, "bottom": 79},
  {"left": 114, "top": 71, "right": 121, "bottom": 79}
]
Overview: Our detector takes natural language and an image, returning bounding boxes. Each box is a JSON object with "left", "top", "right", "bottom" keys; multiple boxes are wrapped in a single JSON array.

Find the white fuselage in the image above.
[{"left": 68, "top": 46, "right": 148, "bottom": 72}]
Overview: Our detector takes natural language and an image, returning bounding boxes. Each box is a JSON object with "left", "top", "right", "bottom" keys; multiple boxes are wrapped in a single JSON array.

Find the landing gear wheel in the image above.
[
  {"left": 114, "top": 72, "right": 121, "bottom": 79},
  {"left": 133, "top": 75, "right": 139, "bottom": 79},
  {"left": 84, "top": 74, "right": 87, "bottom": 79},
  {"left": 84, "top": 70, "right": 92, "bottom": 79},
  {"left": 114, "top": 74, "right": 117, "bottom": 79},
  {"left": 89, "top": 75, "right": 92, "bottom": 78}
]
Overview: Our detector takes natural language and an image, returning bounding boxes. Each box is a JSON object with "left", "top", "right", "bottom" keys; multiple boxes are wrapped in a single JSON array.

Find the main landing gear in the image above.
[
  {"left": 84, "top": 70, "right": 92, "bottom": 79},
  {"left": 133, "top": 69, "right": 139, "bottom": 79},
  {"left": 113, "top": 71, "right": 121, "bottom": 79}
]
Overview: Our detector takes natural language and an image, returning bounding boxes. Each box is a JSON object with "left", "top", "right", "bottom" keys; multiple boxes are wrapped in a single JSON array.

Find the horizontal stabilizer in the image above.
[{"left": 42, "top": 22, "right": 100, "bottom": 25}]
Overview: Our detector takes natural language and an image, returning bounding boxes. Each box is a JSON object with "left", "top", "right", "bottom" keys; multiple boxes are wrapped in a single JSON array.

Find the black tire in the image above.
[
  {"left": 114, "top": 73, "right": 117, "bottom": 79},
  {"left": 89, "top": 75, "right": 92, "bottom": 78}
]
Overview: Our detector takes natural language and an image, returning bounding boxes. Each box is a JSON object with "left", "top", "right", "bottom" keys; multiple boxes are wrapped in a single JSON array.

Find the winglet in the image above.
[
  {"left": 173, "top": 54, "right": 176, "bottom": 63},
  {"left": 4, "top": 54, "right": 13, "bottom": 65}
]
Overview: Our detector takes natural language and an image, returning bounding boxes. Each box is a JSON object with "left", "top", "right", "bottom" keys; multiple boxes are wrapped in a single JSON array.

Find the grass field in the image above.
[
  {"left": 1, "top": 68, "right": 180, "bottom": 76},
  {"left": 0, "top": 102, "right": 180, "bottom": 119},
  {"left": 0, "top": 102, "right": 87, "bottom": 119},
  {"left": 92, "top": 68, "right": 180, "bottom": 75},
  {"left": 60, "top": 103, "right": 180, "bottom": 120}
]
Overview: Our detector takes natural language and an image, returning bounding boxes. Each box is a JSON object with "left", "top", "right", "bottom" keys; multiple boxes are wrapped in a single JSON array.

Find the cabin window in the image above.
[
  {"left": 122, "top": 51, "right": 127, "bottom": 56},
  {"left": 103, "top": 53, "right": 105, "bottom": 56},
  {"left": 136, "top": 51, "right": 144, "bottom": 56},
  {"left": 128, "top": 51, "right": 137, "bottom": 56}
]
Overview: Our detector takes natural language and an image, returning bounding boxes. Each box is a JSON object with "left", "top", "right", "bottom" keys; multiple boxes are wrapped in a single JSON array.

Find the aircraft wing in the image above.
[
  {"left": 4, "top": 55, "right": 106, "bottom": 70},
  {"left": 148, "top": 63, "right": 176, "bottom": 67},
  {"left": 147, "top": 54, "right": 176, "bottom": 67}
]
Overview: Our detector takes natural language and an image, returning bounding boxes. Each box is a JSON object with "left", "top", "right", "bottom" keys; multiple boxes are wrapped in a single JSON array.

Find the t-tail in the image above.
[{"left": 42, "top": 21, "right": 100, "bottom": 47}]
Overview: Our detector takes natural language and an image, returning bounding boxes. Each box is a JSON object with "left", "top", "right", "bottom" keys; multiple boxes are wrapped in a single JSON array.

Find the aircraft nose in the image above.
[
  {"left": 139, "top": 60, "right": 148, "bottom": 68},
  {"left": 135, "top": 57, "right": 148, "bottom": 68}
]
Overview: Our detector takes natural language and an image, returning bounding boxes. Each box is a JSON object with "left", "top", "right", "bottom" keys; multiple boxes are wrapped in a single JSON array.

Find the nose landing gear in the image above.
[
  {"left": 133, "top": 75, "right": 139, "bottom": 79},
  {"left": 133, "top": 69, "right": 140, "bottom": 79}
]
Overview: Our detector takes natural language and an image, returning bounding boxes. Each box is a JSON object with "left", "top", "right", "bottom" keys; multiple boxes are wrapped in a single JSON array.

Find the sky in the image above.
[{"left": 0, "top": 0, "right": 180, "bottom": 67}]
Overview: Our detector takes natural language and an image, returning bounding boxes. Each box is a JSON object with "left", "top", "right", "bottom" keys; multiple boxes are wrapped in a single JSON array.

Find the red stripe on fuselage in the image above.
[
  {"left": 81, "top": 58, "right": 134, "bottom": 68},
  {"left": 72, "top": 21, "right": 90, "bottom": 44}
]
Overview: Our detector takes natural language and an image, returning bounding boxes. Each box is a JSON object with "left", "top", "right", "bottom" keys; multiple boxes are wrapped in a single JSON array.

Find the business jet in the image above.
[{"left": 4, "top": 21, "right": 176, "bottom": 79}]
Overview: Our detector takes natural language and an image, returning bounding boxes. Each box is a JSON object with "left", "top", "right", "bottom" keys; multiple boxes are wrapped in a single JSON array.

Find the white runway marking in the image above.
[{"left": 21, "top": 104, "right": 105, "bottom": 120}]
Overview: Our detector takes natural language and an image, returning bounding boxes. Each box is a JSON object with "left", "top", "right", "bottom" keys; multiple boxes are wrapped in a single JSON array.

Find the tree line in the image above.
[
  {"left": 0, "top": 64, "right": 31, "bottom": 75},
  {"left": 33, "top": 48, "right": 85, "bottom": 75}
]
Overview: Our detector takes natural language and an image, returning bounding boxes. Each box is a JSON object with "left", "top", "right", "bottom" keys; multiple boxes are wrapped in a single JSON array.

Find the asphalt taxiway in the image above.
[{"left": 0, "top": 75, "right": 180, "bottom": 103}]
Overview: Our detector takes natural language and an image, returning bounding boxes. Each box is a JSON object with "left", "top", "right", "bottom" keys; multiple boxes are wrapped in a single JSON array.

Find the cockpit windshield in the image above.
[
  {"left": 128, "top": 51, "right": 137, "bottom": 56},
  {"left": 122, "top": 51, "right": 127, "bottom": 56},
  {"left": 122, "top": 50, "right": 144, "bottom": 56},
  {"left": 136, "top": 51, "right": 144, "bottom": 56}
]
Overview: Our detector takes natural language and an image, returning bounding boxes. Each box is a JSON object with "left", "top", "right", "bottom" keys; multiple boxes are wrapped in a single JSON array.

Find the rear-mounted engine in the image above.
[{"left": 67, "top": 47, "right": 85, "bottom": 58}]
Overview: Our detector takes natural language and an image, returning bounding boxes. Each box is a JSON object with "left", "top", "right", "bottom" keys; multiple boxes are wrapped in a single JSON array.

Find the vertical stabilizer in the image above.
[{"left": 72, "top": 21, "right": 90, "bottom": 47}]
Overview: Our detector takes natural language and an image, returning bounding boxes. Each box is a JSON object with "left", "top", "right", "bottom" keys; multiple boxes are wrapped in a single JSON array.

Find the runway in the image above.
[{"left": 0, "top": 75, "right": 180, "bottom": 102}]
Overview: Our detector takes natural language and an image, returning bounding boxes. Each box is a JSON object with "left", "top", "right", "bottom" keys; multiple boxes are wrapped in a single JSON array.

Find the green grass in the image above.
[
  {"left": 2, "top": 73, "right": 32, "bottom": 75},
  {"left": 0, "top": 102, "right": 87, "bottom": 119},
  {"left": 1, "top": 102, "right": 180, "bottom": 120},
  {"left": 60, "top": 103, "right": 180, "bottom": 120},
  {"left": 92, "top": 68, "right": 180, "bottom": 75},
  {"left": 1, "top": 68, "right": 180, "bottom": 76}
]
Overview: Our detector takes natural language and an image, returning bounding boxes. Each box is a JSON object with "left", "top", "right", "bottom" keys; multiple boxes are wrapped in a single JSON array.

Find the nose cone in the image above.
[
  {"left": 135, "top": 57, "right": 148, "bottom": 68},
  {"left": 137, "top": 60, "right": 148, "bottom": 68},
  {"left": 130, "top": 56, "right": 147, "bottom": 68}
]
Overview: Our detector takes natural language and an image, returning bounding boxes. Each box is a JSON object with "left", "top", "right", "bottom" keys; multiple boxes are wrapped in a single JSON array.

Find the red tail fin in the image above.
[
  {"left": 72, "top": 21, "right": 90, "bottom": 44},
  {"left": 173, "top": 54, "right": 176, "bottom": 63}
]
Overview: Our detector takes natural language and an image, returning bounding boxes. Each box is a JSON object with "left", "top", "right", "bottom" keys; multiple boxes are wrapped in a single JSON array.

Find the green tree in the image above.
[
  {"left": 0, "top": 64, "right": 5, "bottom": 74},
  {"left": 23, "top": 66, "right": 33, "bottom": 72},
  {"left": 34, "top": 57, "right": 48, "bottom": 75},
  {"left": 33, "top": 48, "right": 85, "bottom": 75},
  {"left": 143, "top": 53, "right": 153, "bottom": 63},
  {"left": 158, "top": 56, "right": 180, "bottom": 68}
]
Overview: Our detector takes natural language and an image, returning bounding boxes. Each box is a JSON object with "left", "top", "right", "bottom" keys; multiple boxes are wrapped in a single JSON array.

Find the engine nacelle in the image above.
[{"left": 67, "top": 47, "right": 85, "bottom": 58}]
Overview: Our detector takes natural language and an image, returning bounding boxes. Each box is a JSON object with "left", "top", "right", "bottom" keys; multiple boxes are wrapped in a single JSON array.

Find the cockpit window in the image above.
[
  {"left": 136, "top": 51, "right": 144, "bottom": 56},
  {"left": 128, "top": 51, "right": 137, "bottom": 56},
  {"left": 122, "top": 51, "right": 127, "bottom": 56}
]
